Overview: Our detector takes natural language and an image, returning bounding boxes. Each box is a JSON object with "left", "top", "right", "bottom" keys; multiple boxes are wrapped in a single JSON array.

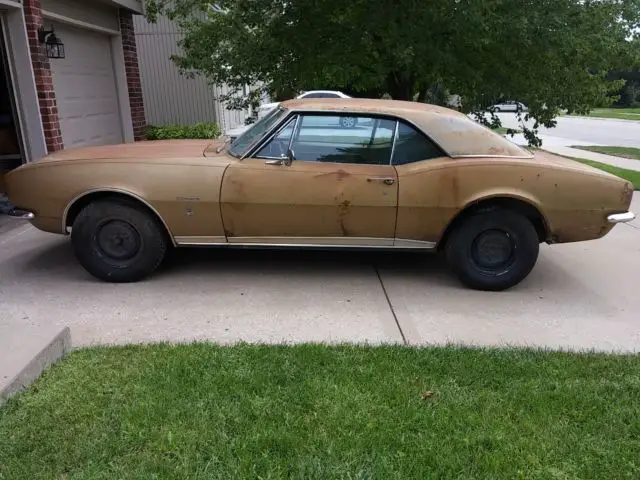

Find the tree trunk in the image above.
[{"left": 385, "top": 72, "right": 414, "bottom": 100}]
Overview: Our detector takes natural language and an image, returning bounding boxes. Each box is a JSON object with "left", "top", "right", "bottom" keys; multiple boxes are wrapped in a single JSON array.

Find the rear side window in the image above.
[{"left": 392, "top": 122, "right": 445, "bottom": 165}]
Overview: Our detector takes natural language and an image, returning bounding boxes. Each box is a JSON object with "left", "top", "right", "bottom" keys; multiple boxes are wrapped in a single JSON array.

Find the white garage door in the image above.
[{"left": 50, "top": 23, "right": 123, "bottom": 148}]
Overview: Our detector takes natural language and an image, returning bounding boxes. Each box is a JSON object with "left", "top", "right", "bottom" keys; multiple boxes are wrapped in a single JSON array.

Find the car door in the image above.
[
  {"left": 220, "top": 113, "right": 399, "bottom": 245},
  {"left": 391, "top": 121, "right": 454, "bottom": 247}
]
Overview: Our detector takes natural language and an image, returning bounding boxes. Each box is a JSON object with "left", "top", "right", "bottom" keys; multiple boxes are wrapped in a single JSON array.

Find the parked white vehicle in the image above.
[
  {"left": 257, "top": 90, "right": 351, "bottom": 119},
  {"left": 227, "top": 90, "right": 355, "bottom": 141},
  {"left": 490, "top": 101, "right": 528, "bottom": 112}
]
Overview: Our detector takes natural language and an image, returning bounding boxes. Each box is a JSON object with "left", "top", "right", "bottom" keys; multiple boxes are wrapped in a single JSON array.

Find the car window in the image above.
[
  {"left": 254, "top": 117, "right": 296, "bottom": 159},
  {"left": 289, "top": 115, "right": 395, "bottom": 165},
  {"left": 392, "top": 122, "right": 445, "bottom": 165},
  {"left": 229, "top": 107, "right": 289, "bottom": 158}
]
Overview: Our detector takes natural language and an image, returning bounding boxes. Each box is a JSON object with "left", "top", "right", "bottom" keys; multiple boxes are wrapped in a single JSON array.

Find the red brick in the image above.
[{"left": 119, "top": 8, "right": 146, "bottom": 141}]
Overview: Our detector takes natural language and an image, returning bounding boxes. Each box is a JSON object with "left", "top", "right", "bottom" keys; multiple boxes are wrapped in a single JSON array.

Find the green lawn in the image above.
[
  {"left": 568, "top": 108, "right": 640, "bottom": 121},
  {"left": 2, "top": 344, "right": 640, "bottom": 479},
  {"left": 571, "top": 145, "right": 640, "bottom": 161},
  {"left": 492, "top": 127, "right": 520, "bottom": 135}
]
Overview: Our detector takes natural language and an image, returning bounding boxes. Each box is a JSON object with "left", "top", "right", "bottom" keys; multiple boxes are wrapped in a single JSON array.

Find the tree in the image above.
[
  {"left": 146, "top": 0, "right": 640, "bottom": 145},
  {"left": 608, "top": 68, "right": 640, "bottom": 107}
]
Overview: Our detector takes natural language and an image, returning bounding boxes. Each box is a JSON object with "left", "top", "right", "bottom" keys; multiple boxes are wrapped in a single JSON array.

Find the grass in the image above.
[
  {"left": 2, "top": 344, "right": 640, "bottom": 479},
  {"left": 492, "top": 127, "right": 520, "bottom": 135},
  {"left": 571, "top": 145, "right": 640, "bottom": 161},
  {"left": 566, "top": 157, "right": 640, "bottom": 190},
  {"left": 567, "top": 107, "right": 640, "bottom": 121}
]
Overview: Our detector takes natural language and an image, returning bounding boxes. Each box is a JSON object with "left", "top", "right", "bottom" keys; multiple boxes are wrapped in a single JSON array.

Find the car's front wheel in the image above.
[
  {"left": 71, "top": 200, "right": 168, "bottom": 282},
  {"left": 445, "top": 209, "right": 539, "bottom": 291}
]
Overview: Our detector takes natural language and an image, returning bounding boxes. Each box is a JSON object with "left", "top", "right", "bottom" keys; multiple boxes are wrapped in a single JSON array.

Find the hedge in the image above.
[{"left": 146, "top": 122, "right": 222, "bottom": 140}]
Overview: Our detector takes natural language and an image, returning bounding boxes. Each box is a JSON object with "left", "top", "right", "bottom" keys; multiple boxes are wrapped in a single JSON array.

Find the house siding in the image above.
[
  {"left": 133, "top": 13, "right": 250, "bottom": 132},
  {"left": 40, "top": 0, "right": 119, "bottom": 32}
]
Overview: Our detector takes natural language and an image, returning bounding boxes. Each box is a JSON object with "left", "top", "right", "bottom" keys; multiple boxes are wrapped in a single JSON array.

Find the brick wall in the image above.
[
  {"left": 119, "top": 9, "right": 146, "bottom": 141},
  {"left": 23, "top": 0, "right": 63, "bottom": 152}
]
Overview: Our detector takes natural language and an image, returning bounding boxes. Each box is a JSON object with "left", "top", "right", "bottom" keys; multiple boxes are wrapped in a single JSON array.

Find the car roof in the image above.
[{"left": 279, "top": 98, "right": 531, "bottom": 158}]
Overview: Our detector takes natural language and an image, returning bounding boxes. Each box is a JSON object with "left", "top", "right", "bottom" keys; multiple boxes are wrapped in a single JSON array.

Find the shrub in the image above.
[{"left": 146, "top": 122, "right": 221, "bottom": 140}]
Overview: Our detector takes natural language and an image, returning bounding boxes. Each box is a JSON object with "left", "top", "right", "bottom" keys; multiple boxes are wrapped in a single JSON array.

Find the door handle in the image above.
[{"left": 367, "top": 177, "right": 396, "bottom": 185}]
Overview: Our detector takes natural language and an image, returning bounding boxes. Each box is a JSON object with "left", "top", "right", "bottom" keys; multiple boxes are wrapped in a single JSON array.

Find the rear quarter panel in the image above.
[
  {"left": 7, "top": 157, "right": 229, "bottom": 238},
  {"left": 395, "top": 156, "right": 632, "bottom": 244}
]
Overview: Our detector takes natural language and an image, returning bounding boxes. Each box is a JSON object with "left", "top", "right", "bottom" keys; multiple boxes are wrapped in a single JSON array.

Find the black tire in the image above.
[
  {"left": 445, "top": 209, "right": 539, "bottom": 291},
  {"left": 71, "top": 200, "right": 168, "bottom": 283}
]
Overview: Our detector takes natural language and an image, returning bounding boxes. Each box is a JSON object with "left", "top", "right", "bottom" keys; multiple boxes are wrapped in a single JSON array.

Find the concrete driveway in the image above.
[{"left": 1, "top": 195, "right": 640, "bottom": 352}]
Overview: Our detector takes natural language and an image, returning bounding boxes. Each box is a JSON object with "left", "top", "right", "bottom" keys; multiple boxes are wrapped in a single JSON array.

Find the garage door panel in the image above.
[{"left": 51, "top": 23, "right": 123, "bottom": 149}]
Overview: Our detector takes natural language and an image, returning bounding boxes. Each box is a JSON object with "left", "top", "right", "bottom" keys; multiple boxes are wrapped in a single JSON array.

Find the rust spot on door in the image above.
[{"left": 315, "top": 169, "right": 351, "bottom": 181}]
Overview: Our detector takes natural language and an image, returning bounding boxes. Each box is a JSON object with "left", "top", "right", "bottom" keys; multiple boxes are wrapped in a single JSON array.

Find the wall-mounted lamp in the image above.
[{"left": 38, "top": 26, "right": 65, "bottom": 59}]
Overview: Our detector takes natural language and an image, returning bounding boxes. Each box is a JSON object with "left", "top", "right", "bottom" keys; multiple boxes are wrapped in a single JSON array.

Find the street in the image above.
[{"left": 495, "top": 112, "right": 640, "bottom": 148}]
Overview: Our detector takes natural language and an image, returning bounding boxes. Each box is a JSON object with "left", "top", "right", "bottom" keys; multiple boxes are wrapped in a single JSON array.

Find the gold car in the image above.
[{"left": 5, "top": 99, "right": 635, "bottom": 290}]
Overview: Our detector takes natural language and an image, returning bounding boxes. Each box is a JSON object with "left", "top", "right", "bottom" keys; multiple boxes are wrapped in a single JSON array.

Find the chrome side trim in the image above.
[
  {"left": 7, "top": 208, "right": 35, "bottom": 220},
  {"left": 393, "top": 238, "right": 437, "bottom": 249},
  {"left": 451, "top": 154, "right": 535, "bottom": 159},
  {"left": 608, "top": 211, "right": 636, "bottom": 224},
  {"left": 174, "top": 236, "right": 437, "bottom": 250},
  {"left": 228, "top": 236, "right": 395, "bottom": 247},
  {"left": 61, "top": 188, "right": 177, "bottom": 246},
  {"left": 174, "top": 236, "right": 227, "bottom": 245}
]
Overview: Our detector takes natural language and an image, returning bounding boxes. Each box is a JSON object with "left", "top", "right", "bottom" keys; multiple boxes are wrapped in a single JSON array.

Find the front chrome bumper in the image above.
[
  {"left": 608, "top": 211, "right": 636, "bottom": 224},
  {"left": 7, "top": 208, "right": 35, "bottom": 220}
]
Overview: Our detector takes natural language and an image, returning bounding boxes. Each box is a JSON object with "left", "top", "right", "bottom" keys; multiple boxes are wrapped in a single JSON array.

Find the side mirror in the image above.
[{"left": 265, "top": 148, "right": 295, "bottom": 166}]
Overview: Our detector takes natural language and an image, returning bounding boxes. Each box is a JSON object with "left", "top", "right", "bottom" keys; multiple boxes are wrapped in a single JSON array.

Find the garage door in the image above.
[{"left": 50, "top": 23, "right": 123, "bottom": 148}]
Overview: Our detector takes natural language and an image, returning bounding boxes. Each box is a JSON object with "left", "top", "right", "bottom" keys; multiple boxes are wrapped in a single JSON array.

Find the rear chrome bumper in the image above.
[
  {"left": 7, "top": 208, "right": 35, "bottom": 220},
  {"left": 608, "top": 211, "right": 636, "bottom": 224}
]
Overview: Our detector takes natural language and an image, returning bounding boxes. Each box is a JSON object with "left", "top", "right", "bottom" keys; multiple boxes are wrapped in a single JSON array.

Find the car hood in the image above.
[{"left": 34, "top": 139, "right": 221, "bottom": 164}]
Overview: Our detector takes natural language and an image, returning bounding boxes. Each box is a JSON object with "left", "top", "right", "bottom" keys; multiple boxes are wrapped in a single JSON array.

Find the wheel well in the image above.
[
  {"left": 64, "top": 191, "right": 173, "bottom": 243},
  {"left": 437, "top": 197, "right": 549, "bottom": 250}
]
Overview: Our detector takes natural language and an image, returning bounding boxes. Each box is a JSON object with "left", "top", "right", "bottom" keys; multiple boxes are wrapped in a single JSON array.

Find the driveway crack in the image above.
[{"left": 374, "top": 265, "right": 407, "bottom": 345}]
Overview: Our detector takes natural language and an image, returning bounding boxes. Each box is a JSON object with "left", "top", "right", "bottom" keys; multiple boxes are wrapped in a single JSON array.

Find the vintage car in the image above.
[{"left": 5, "top": 98, "right": 635, "bottom": 291}]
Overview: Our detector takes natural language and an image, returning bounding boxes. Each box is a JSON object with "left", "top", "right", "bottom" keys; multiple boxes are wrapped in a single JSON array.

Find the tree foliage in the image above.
[{"left": 146, "top": 0, "right": 640, "bottom": 145}]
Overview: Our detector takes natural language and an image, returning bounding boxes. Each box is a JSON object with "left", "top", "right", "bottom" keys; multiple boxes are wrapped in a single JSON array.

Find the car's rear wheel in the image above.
[
  {"left": 445, "top": 209, "right": 539, "bottom": 291},
  {"left": 71, "top": 200, "right": 168, "bottom": 283}
]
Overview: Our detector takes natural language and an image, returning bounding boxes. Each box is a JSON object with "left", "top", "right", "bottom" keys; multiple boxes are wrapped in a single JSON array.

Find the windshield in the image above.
[{"left": 228, "top": 107, "right": 289, "bottom": 158}]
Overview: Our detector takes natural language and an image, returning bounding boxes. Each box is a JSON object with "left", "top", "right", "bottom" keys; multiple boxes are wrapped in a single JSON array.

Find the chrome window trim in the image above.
[
  {"left": 248, "top": 111, "right": 399, "bottom": 166},
  {"left": 240, "top": 108, "right": 297, "bottom": 160},
  {"left": 252, "top": 115, "right": 299, "bottom": 160},
  {"left": 389, "top": 120, "right": 400, "bottom": 166},
  {"left": 243, "top": 106, "right": 534, "bottom": 161}
]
